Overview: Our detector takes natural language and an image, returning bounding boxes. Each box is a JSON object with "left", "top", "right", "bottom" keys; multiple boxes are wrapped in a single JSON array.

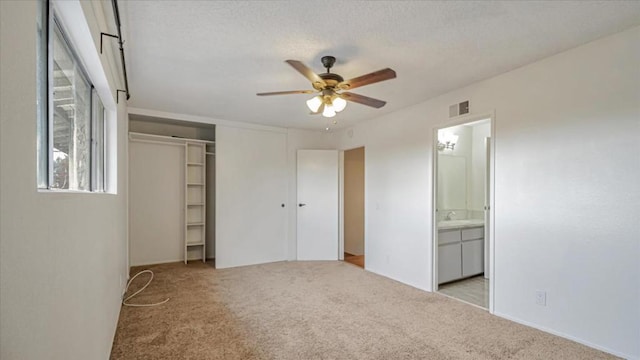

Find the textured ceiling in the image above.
[{"left": 120, "top": 1, "right": 640, "bottom": 130}]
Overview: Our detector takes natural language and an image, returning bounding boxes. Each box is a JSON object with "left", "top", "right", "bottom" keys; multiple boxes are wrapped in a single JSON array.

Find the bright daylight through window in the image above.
[{"left": 37, "top": 0, "right": 107, "bottom": 192}]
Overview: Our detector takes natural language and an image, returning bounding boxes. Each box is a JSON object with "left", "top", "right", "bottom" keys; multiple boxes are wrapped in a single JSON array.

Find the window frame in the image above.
[
  {"left": 91, "top": 89, "right": 106, "bottom": 192},
  {"left": 38, "top": 0, "right": 108, "bottom": 193}
]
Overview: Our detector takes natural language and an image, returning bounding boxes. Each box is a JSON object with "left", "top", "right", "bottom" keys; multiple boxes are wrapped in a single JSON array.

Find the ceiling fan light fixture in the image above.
[
  {"left": 306, "top": 95, "right": 323, "bottom": 113},
  {"left": 258, "top": 56, "right": 396, "bottom": 120},
  {"left": 322, "top": 104, "right": 336, "bottom": 118},
  {"left": 332, "top": 96, "right": 347, "bottom": 112}
]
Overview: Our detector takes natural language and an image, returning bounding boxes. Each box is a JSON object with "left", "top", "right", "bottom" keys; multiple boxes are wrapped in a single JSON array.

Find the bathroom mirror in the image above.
[{"left": 437, "top": 155, "right": 466, "bottom": 210}]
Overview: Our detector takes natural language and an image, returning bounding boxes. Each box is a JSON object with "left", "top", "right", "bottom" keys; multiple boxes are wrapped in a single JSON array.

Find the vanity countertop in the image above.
[{"left": 438, "top": 219, "right": 484, "bottom": 230}]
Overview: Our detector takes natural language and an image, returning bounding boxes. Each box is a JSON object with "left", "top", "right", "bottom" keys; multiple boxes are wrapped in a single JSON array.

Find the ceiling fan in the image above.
[{"left": 257, "top": 56, "right": 396, "bottom": 118}]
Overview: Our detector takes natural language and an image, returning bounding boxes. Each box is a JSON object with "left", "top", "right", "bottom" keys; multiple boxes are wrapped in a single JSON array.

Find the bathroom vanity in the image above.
[{"left": 438, "top": 220, "right": 484, "bottom": 284}]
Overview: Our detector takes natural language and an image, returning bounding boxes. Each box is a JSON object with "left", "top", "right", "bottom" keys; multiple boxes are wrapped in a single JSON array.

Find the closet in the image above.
[{"left": 128, "top": 115, "right": 215, "bottom": 266}]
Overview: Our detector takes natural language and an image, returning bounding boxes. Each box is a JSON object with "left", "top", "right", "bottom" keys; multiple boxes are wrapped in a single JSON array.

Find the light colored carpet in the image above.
[{"left": 110, "top": 261, "right": 617, "bottom": 360}]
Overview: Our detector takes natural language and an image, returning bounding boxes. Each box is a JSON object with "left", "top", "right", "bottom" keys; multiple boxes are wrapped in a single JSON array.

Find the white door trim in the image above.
[
  {"left": 431, "top": 111, "right": 496, "bottom": 314},
  {"left": 339, "top": 150, "right": 345, "bottom": 260}
]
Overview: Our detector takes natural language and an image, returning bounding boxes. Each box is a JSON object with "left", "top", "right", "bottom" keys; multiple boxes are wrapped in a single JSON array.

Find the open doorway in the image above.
[
  {"left": 343, "top": 147, "right": 365, "bottom": 268},
  {"left": 433, "top": 116, "right": 493, "bottom": 310}
]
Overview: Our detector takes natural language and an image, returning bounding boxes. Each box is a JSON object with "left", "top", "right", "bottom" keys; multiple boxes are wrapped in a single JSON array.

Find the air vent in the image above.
[{"left": 449, "top": 100, "right": 470, "bottom": 118}]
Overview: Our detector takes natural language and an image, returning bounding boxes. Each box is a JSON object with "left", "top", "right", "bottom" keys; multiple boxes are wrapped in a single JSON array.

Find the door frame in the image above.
[
  {"left": 339, "top": 145, "right": 366, "bottom": 264},
  {"left": 431, "top": 111, "right": 496, "bottom": 314}
]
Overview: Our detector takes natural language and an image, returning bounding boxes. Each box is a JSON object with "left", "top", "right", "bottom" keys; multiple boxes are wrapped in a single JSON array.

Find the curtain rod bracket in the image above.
[
  {"left": 116, "top": 89, "right": 129, "bottom": 103},
  {"left": 100, "top": 32, "right": 118, "bottom": 54},
  {"left": 109, "top": 0, "right": 131, "bottom": 101}
]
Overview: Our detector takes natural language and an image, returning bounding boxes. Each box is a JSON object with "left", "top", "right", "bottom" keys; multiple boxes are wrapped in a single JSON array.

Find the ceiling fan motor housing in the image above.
[
  {"left": 314, "top": 56, "right": 345, "bottom": 90},
  {"left": 318, "top": 73, "right": 344, "bottom": 88}
]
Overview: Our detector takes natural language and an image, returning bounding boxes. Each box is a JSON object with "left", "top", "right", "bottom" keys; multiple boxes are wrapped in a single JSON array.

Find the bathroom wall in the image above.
[
  {"left": 437, "top": 122, "right": 490, "bottom": 220},
  {"left": 469, "top": 122, "right": 491, "bottom": 218},
  {"left": 437, "top": 125, "right": 471, "bottom": 220}
]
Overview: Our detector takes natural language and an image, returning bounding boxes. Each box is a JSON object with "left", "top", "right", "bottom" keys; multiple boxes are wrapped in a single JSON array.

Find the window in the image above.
[{"left": 37, "top": 0, "right": 108, "bottom": 192}]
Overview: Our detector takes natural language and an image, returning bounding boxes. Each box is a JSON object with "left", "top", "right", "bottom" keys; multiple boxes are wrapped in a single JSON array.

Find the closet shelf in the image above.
[
  {"left": 129, "top": 132, "right": 215, "bottom": 145},
  {"left": 184, "top": 140, "right": 207, "bottom": 264}
]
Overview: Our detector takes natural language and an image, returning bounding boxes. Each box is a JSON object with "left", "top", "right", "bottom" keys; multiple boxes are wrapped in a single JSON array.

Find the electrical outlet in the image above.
[{"left": 535, "top": 290, "right": 547, "bottom": 306}]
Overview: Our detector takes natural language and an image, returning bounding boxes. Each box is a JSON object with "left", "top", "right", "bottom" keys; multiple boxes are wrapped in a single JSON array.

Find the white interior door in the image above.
[
  {"left": 297, "top": 150, "right": 339, "bottom": 260},
  {"left": 216, "top": 126, "right": 287, "bottom": 268}
]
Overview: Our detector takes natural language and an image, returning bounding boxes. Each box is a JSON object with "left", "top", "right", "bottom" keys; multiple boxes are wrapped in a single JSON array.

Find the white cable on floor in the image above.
[{"left": 122, "top": 270, "right": 170, "bottom": 307}]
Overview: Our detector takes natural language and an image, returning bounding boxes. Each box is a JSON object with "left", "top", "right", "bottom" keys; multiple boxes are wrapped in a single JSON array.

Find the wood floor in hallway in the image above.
[{"left": 344, "top": 252, "right": 364, "bottom": 268}]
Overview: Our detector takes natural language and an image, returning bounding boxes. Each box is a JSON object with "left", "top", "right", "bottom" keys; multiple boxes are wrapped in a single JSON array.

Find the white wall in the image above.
[
  {"left": 339, "top": 109, "right": 433, "bottom": 290},
  {"left": 469, "top": 122, "right": 491, "bottom": 214},
  {"left": 337, "top": 26, "right": 640, "bottom": 359},
  {"left": 437, "top": 125, "right": 472, "bottom": 219},
  {"left": 0, "top": 1, "right": 128, "bottom": 359},
  {"left": 216, "top": 125, "right": 289, "bottom": 268}
]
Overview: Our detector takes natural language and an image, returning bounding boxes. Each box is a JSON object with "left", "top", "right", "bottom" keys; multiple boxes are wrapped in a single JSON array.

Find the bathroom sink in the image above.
[{"left": 438, "top": 219, "right": 484, "bottom": 229}]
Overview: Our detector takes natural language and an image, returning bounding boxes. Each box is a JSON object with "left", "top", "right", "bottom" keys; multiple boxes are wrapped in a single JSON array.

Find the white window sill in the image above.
[{"left": 38, "top": 188, "right": 117, "bottom": 196}]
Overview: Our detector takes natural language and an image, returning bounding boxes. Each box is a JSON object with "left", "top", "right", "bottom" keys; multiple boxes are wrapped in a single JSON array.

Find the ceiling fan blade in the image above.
[
  {"left": 338, "top": 68, "right": 396, "bottom": 90},
  {"left": 285, "top": 60, "right": 326, "bottom": 88},
  {"left": 257, "top": 90, "right": 316, "bottom": 96},
  {"left": 339, "top": 92, "right": 387, "bottom": 108}
]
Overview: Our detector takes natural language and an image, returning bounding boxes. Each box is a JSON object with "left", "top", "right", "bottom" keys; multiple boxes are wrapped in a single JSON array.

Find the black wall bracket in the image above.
[
  {"left": 100, "top": 32, "right": 118, "bottom": 54},
  {"left": 101, "top": 1, "right": 131, "bottom": 101},
  {"left": 116, "top": 90, "right": 127, "bottom": 104}
]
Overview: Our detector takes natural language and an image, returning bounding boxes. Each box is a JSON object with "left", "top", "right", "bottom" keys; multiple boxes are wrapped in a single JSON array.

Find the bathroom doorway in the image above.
[
  {"left": 342, "top": 147, "right": 365, "bottom": 268},
  {"left": 433, "top": 115, "right": 494, "bottom": 311}
]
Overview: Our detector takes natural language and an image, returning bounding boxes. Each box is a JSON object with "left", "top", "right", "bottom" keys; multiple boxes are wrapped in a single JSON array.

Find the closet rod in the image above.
[{"left": 129, "top": 138, "right": 186, "bottom": 147}]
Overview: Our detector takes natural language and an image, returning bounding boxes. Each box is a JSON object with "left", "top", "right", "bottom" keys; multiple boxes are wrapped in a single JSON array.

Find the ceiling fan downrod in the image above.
[{"left": 321, "top": 55, "right": 336, "bottom": 73}]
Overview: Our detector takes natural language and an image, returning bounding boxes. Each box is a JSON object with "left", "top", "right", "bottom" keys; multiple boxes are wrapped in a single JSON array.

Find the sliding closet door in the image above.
[
  {"left": 215, "top": 126, "right": 287, "bottom": 268},
  {"left": 129, "top": 140, "right": 184, "bottom": 266}
]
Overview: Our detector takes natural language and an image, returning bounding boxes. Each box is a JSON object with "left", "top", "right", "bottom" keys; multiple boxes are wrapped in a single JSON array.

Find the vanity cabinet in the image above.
[
  {"left": 438, "top": 226, "right": 484, "bottom": 284},
  {"left": 438, "top": 229, "right": 462, "bottom": 283}
]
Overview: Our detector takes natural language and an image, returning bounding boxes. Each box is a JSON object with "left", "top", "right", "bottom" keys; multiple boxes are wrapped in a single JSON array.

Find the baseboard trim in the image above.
[
  {"left": 493, "top": 311, "right": 636, "bottom": 360},
  {"left": 130, "top": 258, "right": 184, "bottom": 267}
]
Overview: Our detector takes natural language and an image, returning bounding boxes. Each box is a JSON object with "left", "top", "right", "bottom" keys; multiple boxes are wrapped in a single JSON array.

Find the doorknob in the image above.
[{"left": 298, "top": 203, "right": 306, "bottom": 207}]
